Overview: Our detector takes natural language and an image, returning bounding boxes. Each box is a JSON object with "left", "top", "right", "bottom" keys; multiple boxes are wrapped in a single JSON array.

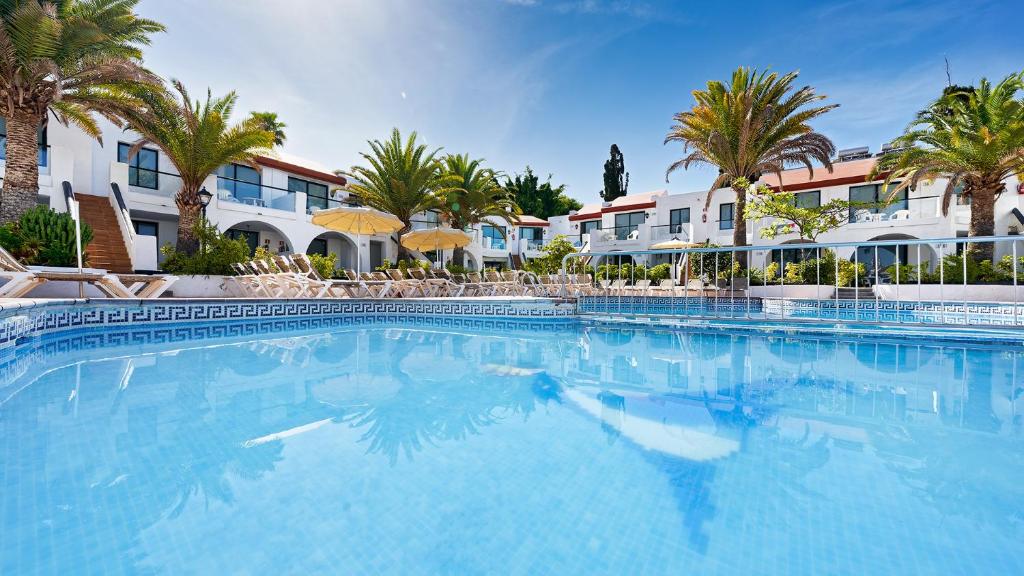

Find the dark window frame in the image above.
[
  {"left": 719, "top": 203, "right": 735, "bottom": 230},
  {"left": 118, "top": 142, "right": 159, "bottom": 189},
  {"left": 217, "top": 163, "right": 262, "bottom": 203},
  {"left": 669, "top": 208, "right": 690, "bottom": 233},
  {"left": 132, "top": 220, "right": 159, "bottom": 237},
  {"left": 794, "top": 190, "right": 821, "bottom": 209},
  {"left": 482, "top": 224, "right": 507, "bottom": 249},
  {"left": 848, "top": 182, "right": 907, "bottom": 222},
  {"left": 290, "top": 176, "right": 331, "bottom": 211}
]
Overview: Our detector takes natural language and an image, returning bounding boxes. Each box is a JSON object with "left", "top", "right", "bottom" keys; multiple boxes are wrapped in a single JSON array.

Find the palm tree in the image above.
[
  {"left": 345, "top": 128, "right": 444, "bottom": 260},
  {"left": 250, "top": 111, "right": 287, "bottom": 146},
  {"left": 437, "top": 154, "right": 520, "bottom": 267},
  {"left": 664, "top": 67, "right": 837, "bottom": 256},
  {"left": 119, "top": 80, "right": 275, "bottom": 253},
  {"left": 873, "top": 73, "right": 1024, "bottom": 262},
  {"left": 0, "top": 0, "right": 164, "bottom": 223}
]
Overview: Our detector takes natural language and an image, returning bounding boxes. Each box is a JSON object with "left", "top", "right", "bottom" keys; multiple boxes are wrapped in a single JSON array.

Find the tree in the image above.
[
  {"left": 522, "top": 234, "right": 583, "bottom": 275},
  {"left": 250, "top": 111, "right": 286, "bottom": 146},
  {"left": 744, "top": 182, "right": 870, "bottom": 242},
  {"left": 873, "top": 72, "right": 1024, "bottom": 262},
  {"left": 664, "top": 67, "right": 837, "bottom": 259},
  {"left": 345, "top": 128, "right": 444, "bottom": 260},
  {"left": 501, "top": 167, "right": 581, "bottom": 220},
  {"left": 436, "top": 154, "right": 520, "bottom": 267},
  {"left": 601, "top": 144, "right": 628, "bottom": 202},
  {"left": 118, "top": 81, "right": 276, "bottom": 254},
  {"left": 0, "top": 0, "right": 164, "bottom": 223}
]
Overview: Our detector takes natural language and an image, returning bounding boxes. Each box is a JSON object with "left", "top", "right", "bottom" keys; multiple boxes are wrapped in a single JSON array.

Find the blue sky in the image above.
[{"left": 137, "top": 0, "right": 1023, "bottom": 203}]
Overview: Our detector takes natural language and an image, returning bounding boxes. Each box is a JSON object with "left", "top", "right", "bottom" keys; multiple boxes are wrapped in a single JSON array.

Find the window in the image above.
[
  {"left": 794, "top": 190, "right": 820, "bottom": 209},
  {"left": 482, "top": 224, "right": 506, "bottom": 249},
  {"left": 520, "top": 226, "right": 543, "bottom": 249},
  {"left": 217, "top": 163, "right": 261, "bottom": 204},
  {"left": 849, "top": 183, "right": 907, "bottom": 222},
  {"left": 719, "top": 203, "right": 735, "bottom": 230},
  {"left": 669, "top": 208, "right": 690, "bottom": 234},
  {"left": 308, "top": 238, "right": 328, "bottom": 256},
  {"left": 133, "top": 220, "right": 158, "bottom": 237},
  {"left": 0, "top": 119, "right": 48, "bottom": 167},
  {"left": 118, "top": 143, "right": 159, "bottom": 189},
  {"left": 613, "top": 211, "right": 645, "bottom": 240},
  {"left": 580, "top": 220, "right": 601, "bottom": 235},
  {"left": 289, "top": 176, "right": 330, "bottom": 212}
]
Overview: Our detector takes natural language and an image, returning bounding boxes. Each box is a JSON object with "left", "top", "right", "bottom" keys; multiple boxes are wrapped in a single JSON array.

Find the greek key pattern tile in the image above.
[
  {"left": 0, "top": 298, "right": 576, "bottom": 349},
  {"left": 578, "top": 295, "right": 1024, "bottom": 326}
]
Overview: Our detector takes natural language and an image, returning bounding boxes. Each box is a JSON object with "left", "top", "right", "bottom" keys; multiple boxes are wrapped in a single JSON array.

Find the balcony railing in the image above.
[
  {"left": 848, "top": 195, "right": 941, "bottom": 224},
  {"left": 592, "top": 225, "right": 642, "bottom": 243},
  {"left": 217, "top": 176, "right": 295, "bottom": 212},
  {"left": 649, "top": 223, "right": 693, "bottom": 243}
]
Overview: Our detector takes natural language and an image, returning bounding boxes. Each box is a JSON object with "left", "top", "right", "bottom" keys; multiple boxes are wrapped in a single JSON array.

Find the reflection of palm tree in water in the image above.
[{"left": 347, "top": 333, "right": 564, "bottom": 465}]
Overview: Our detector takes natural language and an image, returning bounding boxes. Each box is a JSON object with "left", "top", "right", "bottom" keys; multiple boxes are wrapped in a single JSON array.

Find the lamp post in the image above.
[
  {"left": 198, "top": 186, "right": 213, "bottom": 219},
  {"left": 197, "top": 187, "right": 214, "bottom": 254}
]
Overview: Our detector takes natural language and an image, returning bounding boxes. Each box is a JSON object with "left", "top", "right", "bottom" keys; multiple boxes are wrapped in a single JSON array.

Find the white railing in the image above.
[
  {"left": 561, "top": 235, "right": 1024, "bottom": 329},
  {"left": 108, "top": 183, "right": 139, "bottom": 271}
]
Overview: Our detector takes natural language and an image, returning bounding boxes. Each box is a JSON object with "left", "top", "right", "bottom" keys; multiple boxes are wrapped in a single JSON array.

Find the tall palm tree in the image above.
[
  {"left": 664, "top": 67, "right": 837, "bottom": 256},
  {"left": 249, "top": 111, "right": 286, "bottom": 146},
  {"left": 0, "top": 0, "right": 164, "bottom": 223},
  {"left": 437, "top": 154, "right": 520, "bottom": 267},
  {"left": 118, "top": 80, "right": 275, "bottom": 253},
  {"left": 873, "top": 73, "right": 1024, "bottom": 262},
  {"left": 345, "top": 128, "right": 444, "bottom": 260}
]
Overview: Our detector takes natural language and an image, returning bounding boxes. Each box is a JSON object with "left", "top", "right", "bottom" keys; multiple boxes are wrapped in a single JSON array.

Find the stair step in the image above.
[{"left": 75, "top": 193, "right": 134, "bottom": 273}]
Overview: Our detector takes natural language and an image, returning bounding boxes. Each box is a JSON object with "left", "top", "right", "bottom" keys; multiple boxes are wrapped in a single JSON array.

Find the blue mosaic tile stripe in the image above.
[
  {"left": 0, "top": 298, "right": 576, "bottom": 348},
  {"left": 577, "top": 295, "right": 1024, "bottom": 326}
]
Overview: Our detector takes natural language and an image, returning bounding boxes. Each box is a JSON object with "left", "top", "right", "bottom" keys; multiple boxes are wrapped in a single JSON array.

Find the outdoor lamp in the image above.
[{"left": 198, "top": 186, "right": 213, "bottom": 208}]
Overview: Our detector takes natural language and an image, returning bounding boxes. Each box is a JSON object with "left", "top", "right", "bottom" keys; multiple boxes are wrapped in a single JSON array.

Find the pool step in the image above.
[{"left": 835, "top": 287, "right": 875, "bottom": 299}]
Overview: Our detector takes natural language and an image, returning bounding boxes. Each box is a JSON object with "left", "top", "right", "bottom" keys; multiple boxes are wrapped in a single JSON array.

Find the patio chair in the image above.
[
  {"left": 0, "top": 245, "right": 164, "bottom": 299},
  {"left": 450, "top": 272, "right": 485, "bottom": 296},
  {"left": 229, "top": 262, "right": 271, "bottom": 297},
  {"left": 423, "top": 268, "right": 465, "bottom": 297},
  {"left": 483, "top": 269, "right": 513, "bottom": 295},
  {"left": 288, "top": 254, "right": 369, "bottom": 298},
  {"left": 250, "top": 258, "right": 305, "bottom": 297},
  {"left": 387, "top": 269, "right": 428, "bottom": 298},
  {"left": 500, "top": 270, "right": 527, "bottom": 295},
  {"left": 632, "top": 279, "right": 652, "bottom": 296},
  {"left": 468, "top": 272, "right": 498, "bottom": 296}
]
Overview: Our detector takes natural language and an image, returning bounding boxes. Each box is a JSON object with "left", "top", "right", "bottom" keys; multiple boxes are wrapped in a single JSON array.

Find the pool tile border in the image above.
[{"left": 0, "top": 298, "right": 576, "bottom": 349}]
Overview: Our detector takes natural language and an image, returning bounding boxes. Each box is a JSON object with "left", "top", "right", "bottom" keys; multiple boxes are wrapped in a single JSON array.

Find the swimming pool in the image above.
[{"left": 2, "top": 314, "right": 1022, "bottom": 574}]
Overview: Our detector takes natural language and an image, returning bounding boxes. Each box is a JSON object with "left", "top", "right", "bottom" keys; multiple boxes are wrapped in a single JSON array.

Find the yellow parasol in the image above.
[
  {"left": 650, "top": 238, "right": 697, "bottom": 250},
  {"left": 311, "top": 206, "right": 404, "bottom": 273},
  {"left": 650, "top": 237, "right": 697, "bottom": 283},
  {"left": 401, "top": 227, "right": 472, "bottom": 268}
]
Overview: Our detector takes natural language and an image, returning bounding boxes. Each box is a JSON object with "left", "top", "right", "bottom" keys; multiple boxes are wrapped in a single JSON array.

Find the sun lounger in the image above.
[{"left": 0, "top": 245, "right": 173, "bottom": 299}]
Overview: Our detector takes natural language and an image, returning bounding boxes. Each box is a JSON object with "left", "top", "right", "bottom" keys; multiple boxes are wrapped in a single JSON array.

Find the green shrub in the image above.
[
  {"left": 0, "top": 206, "right": 94, "bottom": 267},
  {"left": 445, "top": 262, "right": 469, "bottom": 274},
  {"left": 522, "top": 235, "right": 583, "bottom": 275},
  {"left": 253, "top": 246, "right": 279, "bottom": 271},
  {"left": 160, "top": 219, "right": 250, "bottom": 275},
  {"left": 647, "top": 263, "right": 671, "bottom": 283},
  {"left": 307, "top": 252, "right": 337, "bottom": 279},
  {"left": 886, "top": 253, "right": 1016, "bottom": 285}
]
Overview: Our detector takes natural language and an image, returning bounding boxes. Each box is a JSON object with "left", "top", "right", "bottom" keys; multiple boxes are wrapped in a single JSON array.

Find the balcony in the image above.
[
  {"left": 590, "top": 224, "right": 646, "bottom": 247},
  {"left": 649, "top": 223, "right": 693, "bottom": 244},
  {"left": 217, "top": 179, "right": 295, "bottom": 212},
  {"left": 848, "top": 196, "right": 941, "bottom": 226}
]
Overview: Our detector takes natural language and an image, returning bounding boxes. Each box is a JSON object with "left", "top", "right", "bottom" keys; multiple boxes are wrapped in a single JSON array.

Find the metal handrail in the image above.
[{"left": 560, "top": 235, "right": 1024, "bottom": 329}]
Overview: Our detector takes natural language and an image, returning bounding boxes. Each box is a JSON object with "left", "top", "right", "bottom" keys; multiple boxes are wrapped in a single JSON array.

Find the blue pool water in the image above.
[{"left": 2, "top": 318, "right": 1022, "bottom": 575}]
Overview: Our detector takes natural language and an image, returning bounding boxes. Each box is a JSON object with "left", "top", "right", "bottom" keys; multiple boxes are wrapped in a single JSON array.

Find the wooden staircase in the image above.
[{"left": 76, "top": 194, "right": 133, "bottom": 273}]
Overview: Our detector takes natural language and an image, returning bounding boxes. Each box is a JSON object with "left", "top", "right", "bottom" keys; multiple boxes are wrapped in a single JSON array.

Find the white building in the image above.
[
  {"left": 11, "top": 118, "right": 1024, "bottom": 277},
  {"left": 551, "top": 149, "right": 1024, "bottom": 272}
]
